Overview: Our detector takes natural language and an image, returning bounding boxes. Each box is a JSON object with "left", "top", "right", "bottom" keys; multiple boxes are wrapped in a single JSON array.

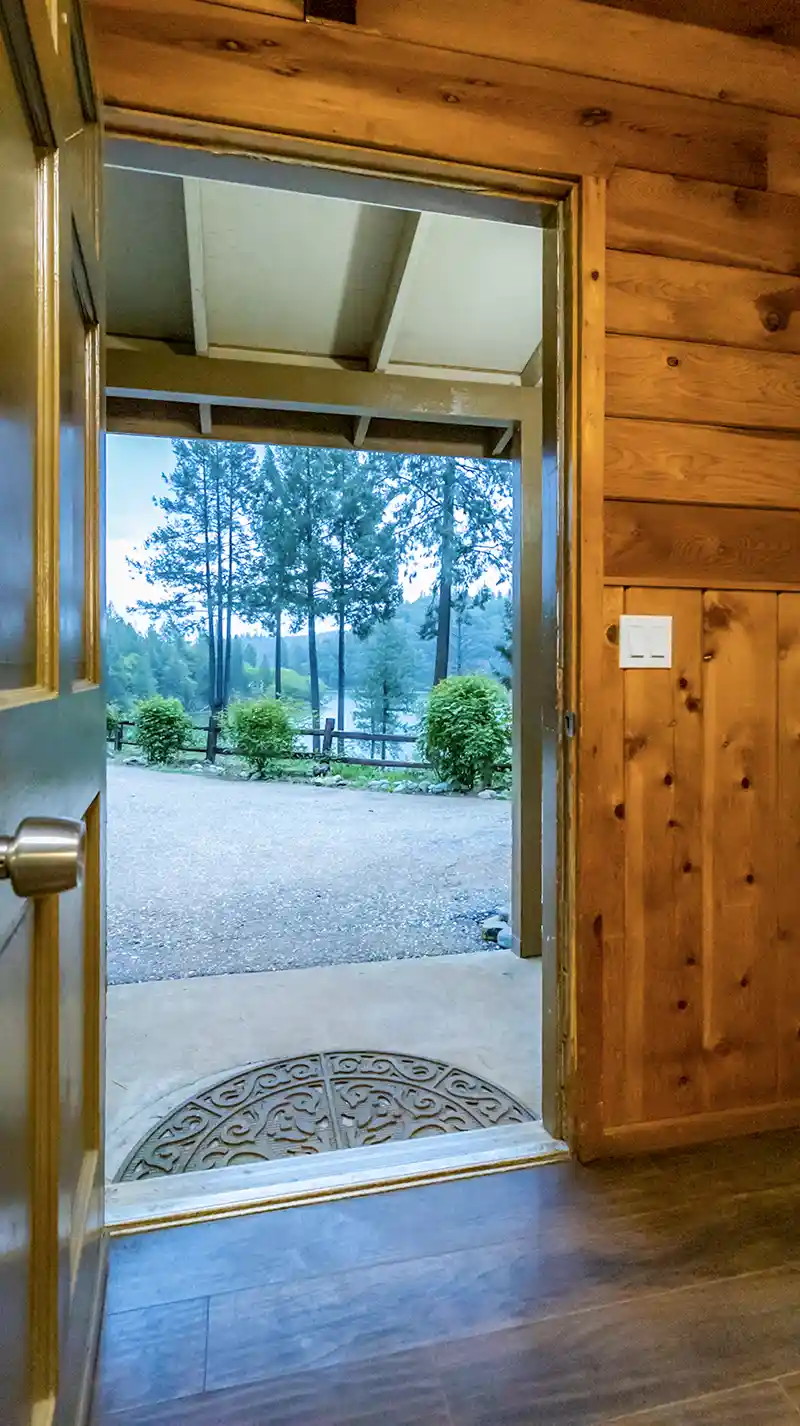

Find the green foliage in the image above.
[
  {"left": 420, "top": 674, "right": 510, "bottom": 790},
  {"left": 354, "top": 621, "right": 418, "bottom": 757},
  {"left": 494, "top": 597, "right": 513, "bottom": 690},
  {"left": 227, "top": 698, "right": 296, "bottom": 776},
  {"left": 134, "top": 695, "right": 193, "bottom": 765},
  {"left": 106, "top": 702, "right": 123, "bottom": 739}
]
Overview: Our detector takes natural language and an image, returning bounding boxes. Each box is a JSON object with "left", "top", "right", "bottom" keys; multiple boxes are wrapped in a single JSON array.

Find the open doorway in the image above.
[{"left": 101, "top": 145, "right": 565, "bottom": 1225}]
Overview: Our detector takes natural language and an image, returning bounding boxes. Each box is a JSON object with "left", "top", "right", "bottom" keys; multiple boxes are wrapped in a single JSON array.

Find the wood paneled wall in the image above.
[
  {"left": 598, "top": 166, "right": 800, "bottom": 1150},
  {"left": 85, "top": 0, "right": 800, "bottom": 1155}
]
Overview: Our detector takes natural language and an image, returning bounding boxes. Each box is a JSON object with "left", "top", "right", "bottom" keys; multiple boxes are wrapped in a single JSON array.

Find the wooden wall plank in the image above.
[
  {"left": 607, "top": 251, "right": 800, "bottom": 352},
  {"left": 607, "top": 335, "right": 800, "bottom": 430},
  {"left": 588, "top": 0, "right": 800, "bottom": 49},
  {"left": 777, "top": 596, "right": 800, "bottom": 1100},
  {"left": 607, "top": 170, "right": 800, "bottom": 273},
  {"left": 605, "top": 501, "right": 800, "bottom": 588},
  {"left": 701, "top": 591, "right": 779, "bottom": 1111},
  {"left": 573, "top": 178, "right": 610, "bottom": 1155},
  {"left": 605, "top": 419, "right": 800, "bottom": 509},
  {"left": 621, "top": 588, "right": 704, "bottom": 1123},
  {"left": 358, "top": 0, "right": 800, "bottom": 120},
  {"left": 87, "top": 0, "right": 771, "bottom": 187},
  {"left": 598, "top": 588, "right": 628, "bottom": 1129}
]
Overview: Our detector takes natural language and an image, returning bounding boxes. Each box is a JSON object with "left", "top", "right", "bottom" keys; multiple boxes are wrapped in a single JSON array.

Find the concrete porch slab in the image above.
[{"left": 106, "top": 950, "right": 541, "bottom": 1180}]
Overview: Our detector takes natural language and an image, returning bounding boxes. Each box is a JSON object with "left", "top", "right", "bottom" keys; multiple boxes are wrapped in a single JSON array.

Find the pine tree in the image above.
[
  {"left": 326, "top": 452, "right": 400, "bottom": 753},
  {"left": 391, "top": 455, "right": 513, "bottom": 685},
  {"left": 354, "top": 621, "right": 417, "bottom": 762},
  {"left": 129, "top": 439, "right": 259, "bottom": 749},
  {"left": 242, "top": 447, "right": 301, "bottom": 700}
]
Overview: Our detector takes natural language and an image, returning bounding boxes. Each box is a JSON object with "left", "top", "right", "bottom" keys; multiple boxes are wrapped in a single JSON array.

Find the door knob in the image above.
[{"left": 0, "top": 817, "right": 86, "bottom": 898}]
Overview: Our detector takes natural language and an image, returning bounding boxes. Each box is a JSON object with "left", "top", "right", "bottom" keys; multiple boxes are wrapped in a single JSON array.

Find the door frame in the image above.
[{"left": 100, "top": 128, "right": 605, "bottom": 1213}]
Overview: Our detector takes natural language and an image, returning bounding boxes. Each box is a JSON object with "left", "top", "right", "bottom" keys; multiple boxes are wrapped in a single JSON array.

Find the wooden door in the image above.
[{"left": 0, "top": 1, "right": 105, "bottom": 1423}]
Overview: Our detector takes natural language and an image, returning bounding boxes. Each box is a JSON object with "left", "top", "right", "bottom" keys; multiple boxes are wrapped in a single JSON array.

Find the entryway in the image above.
[{"left": 102, "top": 138, "right": 566, "bottom": 1225}]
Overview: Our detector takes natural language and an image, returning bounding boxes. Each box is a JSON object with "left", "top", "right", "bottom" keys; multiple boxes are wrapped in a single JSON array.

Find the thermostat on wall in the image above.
[{"left": 619, "top": 614, "right": 672, "bottom": 669}]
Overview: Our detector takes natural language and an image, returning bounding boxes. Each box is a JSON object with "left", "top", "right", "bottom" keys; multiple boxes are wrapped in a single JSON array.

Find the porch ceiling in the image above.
[{"left": 103, "top": 158, "right": 542, "bottom": 456}]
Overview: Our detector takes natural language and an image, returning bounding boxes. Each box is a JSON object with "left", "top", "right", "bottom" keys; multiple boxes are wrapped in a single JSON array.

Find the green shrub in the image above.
[
  {"left": 134, "top": 695, "right": 193, "bottom": 765},
  {"left": 227, "top": 698, "right": 296, "bottom": 776},
  {"left": 420, "top": 675, "right": 510, "bottom": 790},
  {"left": 106, "top": 702, "right": 123, "bottom": 740}
]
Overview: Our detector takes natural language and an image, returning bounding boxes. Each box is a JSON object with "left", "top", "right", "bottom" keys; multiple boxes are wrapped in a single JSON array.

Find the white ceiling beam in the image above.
[
  {"left": 353, "top": 415, "right": 371, "bottom": 448},
  {"left": 369, "top": 210, "right": 432, "bottom": 373},
  {"left": 183, "top": 177, "right": 209, "bottom": 357},
  {"left": 106, "top": 342, "right": 536, "bottom": 426},
  {"left": 521, "top": 341, "right": 543, "bottom": 388},
  {"left": 491, "top": 424, "right": 515, "bottom": 457}
]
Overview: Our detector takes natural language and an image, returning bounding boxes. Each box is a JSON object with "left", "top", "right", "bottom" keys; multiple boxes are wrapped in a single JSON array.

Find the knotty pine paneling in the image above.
[
  {"left": 603, "top": 589, "right": 795, "bottom": 1129},
  {"left": 621, "top": 588, "right": 704, "bottom": 1124},
  {"left": 606, "top": 169, "right": 800, "bottom": 272},
  {"left": 605, "top": 420, "right": 800, "bottom": 509},
  {"left": 777, "top": 597, "right": 800, "bottom": 1101},
  {"left": 607, "top": 335, "right": 800, "bottom": 430},
  {"left": 701, "top": 591, "right": 778, "bottom": 1112},
  {"left": 606, "top": 251, "right": 800, "bottom": 352},
  {"left": 599, "top": 588, "right": 627, "bottom": 1130},
  {"left": 89, "top": 0, "right": 773, "bottom": 188},
  {"left": 605, "top": 502, "right": 800, "bottom": 588}
]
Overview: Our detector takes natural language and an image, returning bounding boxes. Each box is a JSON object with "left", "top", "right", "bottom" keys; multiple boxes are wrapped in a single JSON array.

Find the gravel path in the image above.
[{"left": 107, "top": 764, "right": 511, "bottom": 984}]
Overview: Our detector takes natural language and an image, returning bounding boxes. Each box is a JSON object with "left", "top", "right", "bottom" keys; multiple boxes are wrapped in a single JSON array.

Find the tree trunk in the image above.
[
  {"left": 274, "top": 607, "right": 282, "bottom": 698},
  {"left": 213, "top": 452, "right": 225, "bottom": 714},
  {"left": 222, "top": 458, "right": 234, "bottom": 709},
  {"left": 381, "top": 677, "right": 389, "bottom": 762},
  {"left": 337, "top": 597, "right": 346, "bottom": 757},
  {"left": 201, "top": 453, "right": 217, "bottom": 756},
  {"left": 434, "top": 462, "right": 456, "bottom": 685},
  {"left": 308, "top": 580, "right": 321, "bottom": 755}
]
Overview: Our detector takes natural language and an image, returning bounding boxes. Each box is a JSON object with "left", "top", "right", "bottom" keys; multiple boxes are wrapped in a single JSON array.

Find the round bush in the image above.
[
  {"left": 134, "top": 695, "right": 193, "bottom": 765},
  {"left": 421, "top": 675, "right": 510, "bottom": 790},
  {"left": 228, "top": 698, "right": 296, "bottom": 776}
]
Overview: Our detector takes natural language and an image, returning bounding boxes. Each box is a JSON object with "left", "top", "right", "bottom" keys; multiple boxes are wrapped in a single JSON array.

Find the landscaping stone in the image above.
[
  {"left": 428, "top": 782, "right": 451, "bottom": 795},
  {"left": 122, "top": 756, "right": 146, "bottom": 767},
  {"left": 481, "top": 915, "right": 507, "bottom": 942},
  {"left": 496, "top": 907, "right": 511, "bottom": 923},
  {"left": 497, "top": 925, "right": 514, "bottom": 949},
  {"left": 478, "top": 789, "right": 499, "bottom": 800}
]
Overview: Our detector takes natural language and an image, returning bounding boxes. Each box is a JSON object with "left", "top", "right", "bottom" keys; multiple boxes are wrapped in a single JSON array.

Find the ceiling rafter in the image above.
[
  {"left": 358, "top": 209, "right": 432, "bottom": 446},
  {"left": 183, "top": 176, "right": 212, "bottom": 436}
]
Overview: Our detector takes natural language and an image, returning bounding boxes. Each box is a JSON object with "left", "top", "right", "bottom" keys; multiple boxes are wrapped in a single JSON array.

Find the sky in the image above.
[
  {"left": 105, "top": 434, "right": 441, "bottom": 634},
  {"left": 106, "top": 435, "right": 177, "bottom": 621},
  {"left": 106, "top": 434, "right": 511, "bottom": 635}
]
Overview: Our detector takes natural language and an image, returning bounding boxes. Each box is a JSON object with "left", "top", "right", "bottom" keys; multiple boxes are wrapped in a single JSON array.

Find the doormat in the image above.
[{"left": 117, "top": 1050, "right": 538, "bottom": 1180}]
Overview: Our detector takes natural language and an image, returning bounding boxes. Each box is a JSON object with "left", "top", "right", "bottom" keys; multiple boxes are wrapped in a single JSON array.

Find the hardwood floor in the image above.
[{"left": 92, "top": 1131, "right": 800, "bottom": 1425}]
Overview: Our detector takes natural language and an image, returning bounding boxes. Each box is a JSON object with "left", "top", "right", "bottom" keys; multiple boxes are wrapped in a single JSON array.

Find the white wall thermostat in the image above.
[{"left": 619, "top": 614, "right": 672, "bottom": 669}]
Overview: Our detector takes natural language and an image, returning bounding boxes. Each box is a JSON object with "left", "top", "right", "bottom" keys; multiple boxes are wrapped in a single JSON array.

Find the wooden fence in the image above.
[{"left": 108, "top": 715, "right": 430, "bottom": 770}]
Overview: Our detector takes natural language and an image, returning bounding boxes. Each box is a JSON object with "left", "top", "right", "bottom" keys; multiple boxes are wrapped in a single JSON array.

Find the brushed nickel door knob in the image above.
[{"left": 0, "top": 817, "right": 86, "bottom": 897}]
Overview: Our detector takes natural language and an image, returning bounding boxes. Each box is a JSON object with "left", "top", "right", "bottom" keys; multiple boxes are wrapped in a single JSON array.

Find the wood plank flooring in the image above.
[{"left": 92, "top": 1131, "right": 800, "bottom": 1425}]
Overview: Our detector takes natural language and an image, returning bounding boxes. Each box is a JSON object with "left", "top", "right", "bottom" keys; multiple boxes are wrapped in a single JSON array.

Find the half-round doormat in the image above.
[{"left": 117, "top": 1051, "right": 538, "bottom": 1180}]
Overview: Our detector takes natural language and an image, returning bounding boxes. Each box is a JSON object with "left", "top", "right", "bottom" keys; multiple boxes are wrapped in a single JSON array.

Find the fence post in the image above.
[
  {"left": 321, "top": 717, "right": 335, "bottom": 758},
  {"left": 115, "top": 722, "right": 124, "bottom": 752},
  {"left": 205, "top": 714, "right": 219, "bottom": 763}
]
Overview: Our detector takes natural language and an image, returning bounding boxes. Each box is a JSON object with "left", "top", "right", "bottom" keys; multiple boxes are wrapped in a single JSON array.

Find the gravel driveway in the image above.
[{"left": 107, "top": 764, "right": 511, "bottom": 984}]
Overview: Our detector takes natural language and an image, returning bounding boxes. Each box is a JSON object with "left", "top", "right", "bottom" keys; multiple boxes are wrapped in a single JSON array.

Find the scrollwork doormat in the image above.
[{"left": 117, "top": 1050, "right": 538, "bottom": 1180}]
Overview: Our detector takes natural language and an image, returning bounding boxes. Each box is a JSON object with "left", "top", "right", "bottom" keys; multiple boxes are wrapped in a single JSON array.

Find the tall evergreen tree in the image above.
[
  {"left": 326, "top": 452, "right": 400, "bottom": 753},
  {"left": 354, "top": 620, "right": 417, "bottom": 761},
  {"left": 129, "top": 439, "right": 259, "bottom": 749},
  {"left": 392, "top": 455, "right": 513, "bottom": 685},
  {"left": 242, "top": 447, "right": 301, "bottom": 700}
]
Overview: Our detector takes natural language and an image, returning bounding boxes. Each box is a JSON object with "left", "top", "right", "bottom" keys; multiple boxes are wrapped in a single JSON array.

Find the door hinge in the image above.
[{"left": 564, "top": 710, "right": 577, "bottom": 739}]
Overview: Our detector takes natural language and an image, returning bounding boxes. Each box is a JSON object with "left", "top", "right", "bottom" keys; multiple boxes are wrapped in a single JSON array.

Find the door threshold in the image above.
[{"left": 105, "top": 1121, "right": 566, "bottom": 1235}]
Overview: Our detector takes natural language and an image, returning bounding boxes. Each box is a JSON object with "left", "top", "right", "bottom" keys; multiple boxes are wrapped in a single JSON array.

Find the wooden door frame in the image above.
[{"left": 100, "top": 123, "right": 606, "bottom": 1177}]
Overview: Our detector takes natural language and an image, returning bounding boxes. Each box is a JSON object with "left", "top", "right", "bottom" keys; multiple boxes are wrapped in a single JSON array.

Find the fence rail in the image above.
[{"left": 108, "top": 715, "right": 429, "bottom": 770}]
